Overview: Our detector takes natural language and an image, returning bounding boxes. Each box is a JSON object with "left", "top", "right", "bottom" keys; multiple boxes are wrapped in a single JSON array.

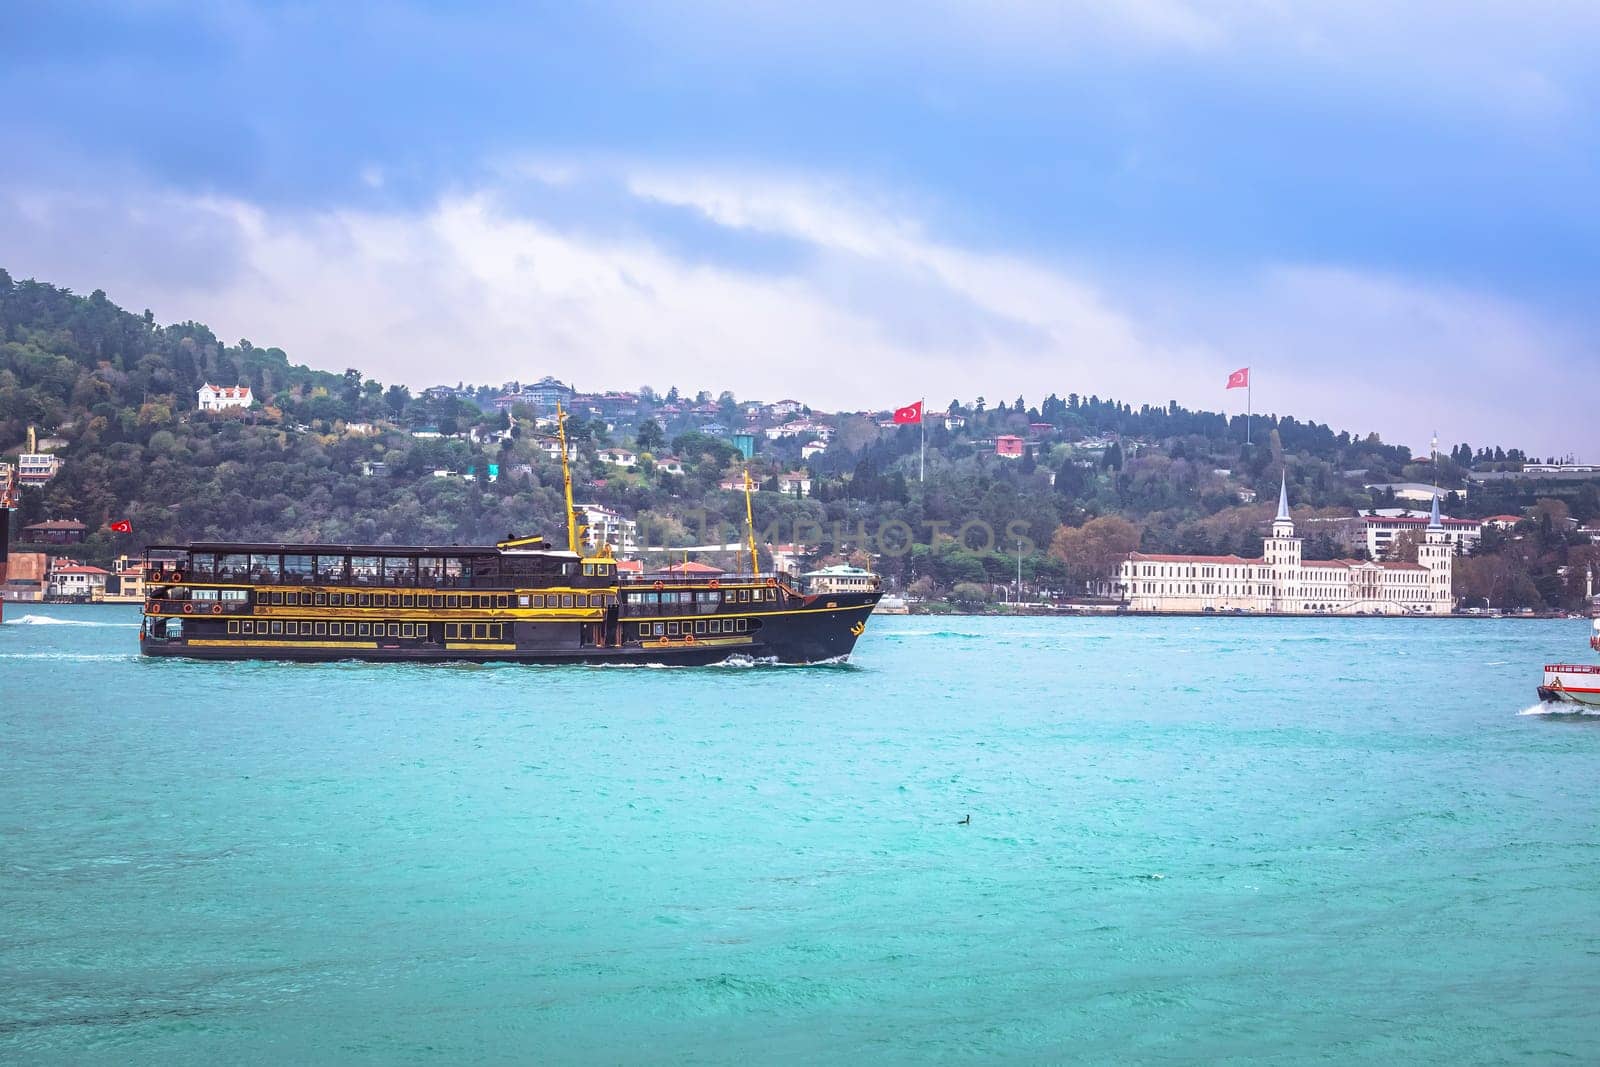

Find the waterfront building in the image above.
[
  {"left": 1101, "top": 478, "right": 1454, "bottom": 615},
  {"left": 47, "top": 560, "right": 111, "bottom": 600},
  {"left": 1, "top": 551, "right": 48, "bottom": 601},
  {"left": 104, "top": 555, "right": 150, "bottom": 602},
  {"left": 196, "top": 383, "right": 254, "bottom": 411},
  {"left": 802, "top": 564, "right": 879, "bottom": 594}
]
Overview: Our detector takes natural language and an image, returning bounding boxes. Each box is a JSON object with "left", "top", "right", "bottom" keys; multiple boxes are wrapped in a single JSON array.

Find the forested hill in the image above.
[
  {"left": 3, "top": 269, "right": 1593, "bottom": 610},
  {"left": 0, "top": 270, "right": 573, "bottom": 552}
]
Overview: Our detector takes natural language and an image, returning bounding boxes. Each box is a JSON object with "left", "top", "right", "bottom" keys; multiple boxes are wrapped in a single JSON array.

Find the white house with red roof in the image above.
[
  {"left": 1101, "top": 477, "right": 1454, "bottom": 615},
  {"left": 197, "top": 383, "right": 254, "bottom": 411},
  {"left": 46, "top": 560, "right": 111, "bottom": 600}
]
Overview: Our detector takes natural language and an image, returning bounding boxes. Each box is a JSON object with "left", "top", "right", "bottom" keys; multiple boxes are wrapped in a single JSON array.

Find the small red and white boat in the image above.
[{"left": 1536, "top": 621, "right": 1600, "bottom": 708}]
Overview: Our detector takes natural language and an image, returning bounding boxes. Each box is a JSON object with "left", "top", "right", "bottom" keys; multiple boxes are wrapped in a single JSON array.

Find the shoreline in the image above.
[
  {"left": 889, "top": 606, "right": 1586, "bottom": 621},
  {"left": 8, "top": 601, "right": 1583, "bottom": 622}
]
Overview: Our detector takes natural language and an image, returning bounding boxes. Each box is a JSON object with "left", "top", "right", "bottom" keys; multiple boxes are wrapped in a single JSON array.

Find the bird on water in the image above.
[{"left": 958, "top": 814, "right": 971, "bottom": 826}]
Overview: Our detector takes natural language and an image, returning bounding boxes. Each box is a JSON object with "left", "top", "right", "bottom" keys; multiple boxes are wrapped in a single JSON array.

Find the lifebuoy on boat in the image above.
[
  {"left": 708, "top": 579, "right": 719, "bottom": 590},
  {"left": 766, "top": 577, "right": 777, "bottom": 587},
  {"left": 684, "top": 632, "right": 695, "bottom": 644},
  {"left": 182, "top": 602, "right": 194, "bottom": 615},
  {"left": 653, "top": 580, "right": 664, "bottom": 591},
  {"left": 211, "top": 603, "right": 222, "bottom": 615},
  {"left": 146, "top": 601, "right": 160, "bottom": 614}
]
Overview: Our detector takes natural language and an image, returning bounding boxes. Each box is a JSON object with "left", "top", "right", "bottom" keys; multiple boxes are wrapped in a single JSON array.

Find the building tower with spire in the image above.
[
  {"left": 1263, "top": 471, "right": 1301, "bottom": 610},
  {"left": 1418, "top": 491, "right": 1453, "bottom": 605}
]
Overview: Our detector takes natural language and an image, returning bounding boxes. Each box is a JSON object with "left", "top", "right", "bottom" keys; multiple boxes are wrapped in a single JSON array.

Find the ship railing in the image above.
[{"left": 620, "top": 571, "right": 797, "bottom": 587}]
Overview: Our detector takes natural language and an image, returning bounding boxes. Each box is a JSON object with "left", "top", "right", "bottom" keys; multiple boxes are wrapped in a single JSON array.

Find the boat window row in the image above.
[
  {"left": 188, "top": 588, "right": 251, "bottom": 602},
  {"left": 638, "top": 618, "right": 750, "bottom": 638},
  {"left": 181, "top": 553, "right": 582, "bottom": 586},
  {"left": 620, "top": 587, "right": 783, "bottom": 617},
  {"left": 224, "top": 618, "right": 503, "bottom": 640},
  {"left": 623, "top": 588, "right": 781, "bottom": 607},
  {"left": 254, "top": 590, "right": 613, "bottom": 609},
  {"left": 443, "top": 623, "right": 505, "bottom": 641}
]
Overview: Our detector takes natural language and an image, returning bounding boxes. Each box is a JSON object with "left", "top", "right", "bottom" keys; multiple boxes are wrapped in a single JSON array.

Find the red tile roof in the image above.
[
  {"left": 1130, "top": 552, "right": 1429, "bottom": 572},
  {"left": 650, "top": 561, "right": 725, "bottom": 575},
  {"left": 1129, "top": 553, "right": 1259, "bottom": 564}
]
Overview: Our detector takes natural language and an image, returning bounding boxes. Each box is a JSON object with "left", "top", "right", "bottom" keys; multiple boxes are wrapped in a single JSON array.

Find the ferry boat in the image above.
[
  {"left": 1536, "top": 620, "right": 1600, "bottom": 708},
  {"left": 139, "top": 412, "right": 881, "bottom": 665}
]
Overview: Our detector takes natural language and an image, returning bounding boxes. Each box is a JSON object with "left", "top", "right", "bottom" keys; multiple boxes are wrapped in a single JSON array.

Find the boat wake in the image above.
[
  {"left": 582, "top": 654, "right": 855, "bottom": 670},
  {"left": 1518, "top": 702, "right": 1600, "bottom": 718},
  {"left": 0, "top": 652, "right": 134, "bottom": 661},
  {"left": 5, "top": 614, "right": 139, "bottom": 628}
]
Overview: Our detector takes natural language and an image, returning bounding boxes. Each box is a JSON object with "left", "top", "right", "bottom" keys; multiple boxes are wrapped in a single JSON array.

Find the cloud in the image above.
[{"left": 1, "top": 162, "right": 1593, "bottom": 456}]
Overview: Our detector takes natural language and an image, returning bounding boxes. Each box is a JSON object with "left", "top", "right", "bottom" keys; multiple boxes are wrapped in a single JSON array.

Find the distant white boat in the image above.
[{"left": 1537, "top": 620, "right": 1600, "bottom": 708}]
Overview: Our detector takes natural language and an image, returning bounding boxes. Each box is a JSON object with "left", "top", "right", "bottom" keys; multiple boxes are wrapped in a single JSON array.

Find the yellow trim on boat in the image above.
[{"left": 185, "top": 639, "right": 380, "bottom": 649}]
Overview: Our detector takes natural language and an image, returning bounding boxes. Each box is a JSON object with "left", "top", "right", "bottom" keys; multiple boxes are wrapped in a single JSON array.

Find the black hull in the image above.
[{"left": 141, "top": 597, "right": 878, "bottom": 666}]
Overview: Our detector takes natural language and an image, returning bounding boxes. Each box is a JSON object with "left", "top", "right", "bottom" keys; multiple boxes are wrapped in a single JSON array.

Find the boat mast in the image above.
[
  {"left": 557, "top": 404, "right": 580, "bottom": 556},
  {"left": 743, "top": 467, "right": 760, "bottom": 577}
]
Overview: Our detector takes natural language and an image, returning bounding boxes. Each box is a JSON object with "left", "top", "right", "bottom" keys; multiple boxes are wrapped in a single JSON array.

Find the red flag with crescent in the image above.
[
  {"left": 1226, "top": 367, "right": 1250, "bottom": 390},
  {"left": 109, "top": 520, "right": 133, "bottom": 533},
  {"left": 893, "top": 401, "right": 923, "bottom": 424}
]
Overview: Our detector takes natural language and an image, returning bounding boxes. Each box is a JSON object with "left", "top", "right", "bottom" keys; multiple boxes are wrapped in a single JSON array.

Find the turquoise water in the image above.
[{"left": 3, "top": 606, "right": 1598, "bottom": 1063}]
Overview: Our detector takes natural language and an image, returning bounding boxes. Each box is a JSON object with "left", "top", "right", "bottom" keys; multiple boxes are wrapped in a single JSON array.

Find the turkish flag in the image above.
[
  {"left": 109, "top": 520, "right": 132, "bottom": 533},
  {"left": 1225, "top": 367, "right": 1250, "bottom": 390},
  {"left": 893, "top": 401, "right": 923, "bottom": 424}
]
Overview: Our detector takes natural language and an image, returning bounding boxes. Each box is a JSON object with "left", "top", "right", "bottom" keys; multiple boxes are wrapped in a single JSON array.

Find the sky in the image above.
[{"left": 3, "top": 1, "right": 1597, "bottom": 456}]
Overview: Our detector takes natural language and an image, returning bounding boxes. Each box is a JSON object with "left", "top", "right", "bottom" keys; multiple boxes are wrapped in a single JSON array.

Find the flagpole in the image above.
[
  {"left": 1246, "top": 375, "right": 1252, "bottom": 445},
  {"left": 919, "top": 396, "right": 925, "bottom": 483}
]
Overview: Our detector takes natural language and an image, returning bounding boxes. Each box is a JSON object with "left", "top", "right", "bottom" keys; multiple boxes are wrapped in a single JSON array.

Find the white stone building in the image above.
[
  {"left": 196, "top": 383, "right": 254, "bottom": 411},
  {"left": 16, "top": 452, "right": 60, "bottom": 486},
  {"left": 47, "top": 561, "right": 111, "bottom": 600},
  {"left": 1362, "top": 513, "right": 1481, "bottom": 558},
  {"left": 576, "top": 503, "right": 637, "bottom": 555},
  {"left": 1101, "top": 478, "right": 1454, "bottom": 615}
]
